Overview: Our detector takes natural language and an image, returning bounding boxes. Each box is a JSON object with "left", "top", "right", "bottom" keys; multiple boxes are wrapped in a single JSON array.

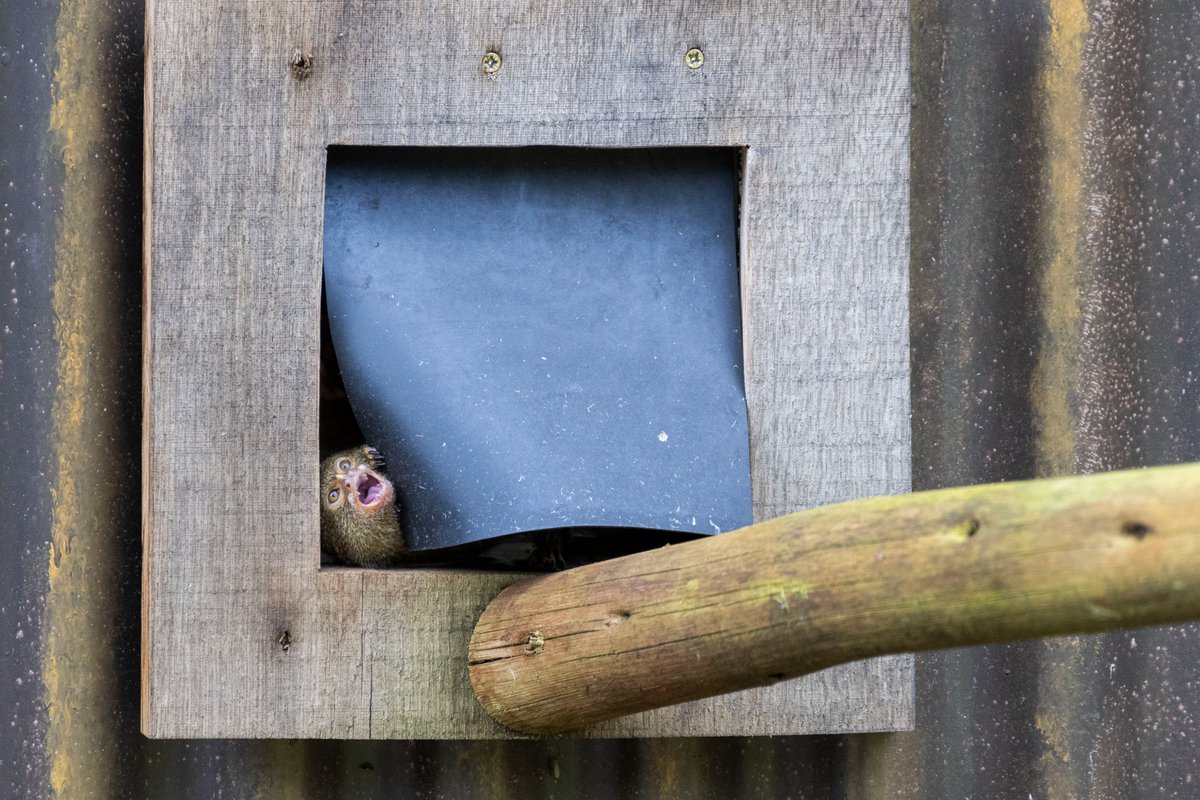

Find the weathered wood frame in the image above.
[{"left": 142, "top": 0, "right": 912, "bottom": 738}]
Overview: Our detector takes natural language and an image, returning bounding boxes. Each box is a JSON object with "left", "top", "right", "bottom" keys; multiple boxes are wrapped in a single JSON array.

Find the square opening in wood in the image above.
[{"left": 320, "top": 146, "right": 751, "bottom": 567}]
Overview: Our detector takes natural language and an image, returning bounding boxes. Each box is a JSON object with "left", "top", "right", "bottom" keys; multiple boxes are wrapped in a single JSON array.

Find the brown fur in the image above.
[{"left": 319, "top": 445, "right": 405, "bottom": 567}]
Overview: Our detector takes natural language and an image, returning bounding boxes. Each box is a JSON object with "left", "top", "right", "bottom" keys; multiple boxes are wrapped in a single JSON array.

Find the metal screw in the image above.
[
  {"left": 685, "top": 47, "right": 704, "bottom": 69},
  {"left": 482, "top": 51, "right": 502, "bottom": 74}
]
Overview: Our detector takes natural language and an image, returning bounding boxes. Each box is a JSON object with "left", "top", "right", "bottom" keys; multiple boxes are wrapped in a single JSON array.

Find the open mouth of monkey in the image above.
[{"left": 356, "top": 472, "right": 386, "bottom": 507}]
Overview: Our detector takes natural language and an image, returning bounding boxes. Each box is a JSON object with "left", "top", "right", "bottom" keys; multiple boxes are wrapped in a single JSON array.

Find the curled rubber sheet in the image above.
[{"left": 323, "top": 147, "right": 751, "bottom": 550}]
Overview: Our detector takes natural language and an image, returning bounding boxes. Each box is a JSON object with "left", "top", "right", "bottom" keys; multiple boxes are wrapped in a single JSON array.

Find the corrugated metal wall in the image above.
[{"left": 4, "top": 0, "right": 1200, "bottom": 796}]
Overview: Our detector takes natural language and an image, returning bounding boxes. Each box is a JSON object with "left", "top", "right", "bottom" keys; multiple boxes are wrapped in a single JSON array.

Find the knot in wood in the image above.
[{"left": 290, "top": 49, "right": 313, "bottom": 80}]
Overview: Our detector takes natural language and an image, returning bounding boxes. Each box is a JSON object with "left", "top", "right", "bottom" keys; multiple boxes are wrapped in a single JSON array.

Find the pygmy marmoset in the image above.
[{"left": 319, "top": 445, "right": 405, "bottom": 567}]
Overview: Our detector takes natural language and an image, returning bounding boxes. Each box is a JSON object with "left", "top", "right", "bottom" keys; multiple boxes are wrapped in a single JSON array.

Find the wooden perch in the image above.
[{"left": 468, "top": 463, "right": 1200, "bottom": 734}]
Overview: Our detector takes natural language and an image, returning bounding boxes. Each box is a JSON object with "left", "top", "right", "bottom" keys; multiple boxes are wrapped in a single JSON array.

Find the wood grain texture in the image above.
[
  {"left": 471, "top": 464, "right": 1200, "bottom": 733},
  {"left": 143, "top": 0, "right": 911, "bottom": 738}
]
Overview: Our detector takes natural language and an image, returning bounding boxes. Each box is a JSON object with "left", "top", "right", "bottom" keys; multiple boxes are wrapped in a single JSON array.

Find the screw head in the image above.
[
  {"left": 685, "top": 47, "right": 704, "bottom": 69},
  {"left": 482, "top": 51, "right": 502, "bottom": 74}
]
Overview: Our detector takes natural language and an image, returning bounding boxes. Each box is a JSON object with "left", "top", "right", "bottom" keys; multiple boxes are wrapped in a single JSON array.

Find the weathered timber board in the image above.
[{"left": 143, "top": 0, "right": 912, "bottom": 738}]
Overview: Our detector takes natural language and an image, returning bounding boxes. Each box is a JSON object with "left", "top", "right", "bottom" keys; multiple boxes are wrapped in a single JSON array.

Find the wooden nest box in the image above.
[{"left": 142, "top": 0, "right": 911, "bottom": 738}]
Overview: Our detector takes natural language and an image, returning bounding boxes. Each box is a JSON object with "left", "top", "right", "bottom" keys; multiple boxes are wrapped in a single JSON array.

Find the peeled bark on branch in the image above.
[{"left": 468, "top": 463, "right": 1200, "bottom": 734}]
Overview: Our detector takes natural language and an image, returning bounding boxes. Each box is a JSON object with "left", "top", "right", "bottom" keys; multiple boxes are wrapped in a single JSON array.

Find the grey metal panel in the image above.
[
  {"left": 0, "top": 0, "right": 58, "bottom": 792},
  {"left": 8, "top": 0, "right": 1200, "bottom": 795},
  {"left": 901, "top": 1, "right": 1200, "bottom": 798}
]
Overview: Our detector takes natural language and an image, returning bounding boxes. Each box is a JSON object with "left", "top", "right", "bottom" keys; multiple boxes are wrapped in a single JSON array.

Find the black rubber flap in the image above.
[{"left": 323, "top": 147, "right": 751, "bottom": 549}]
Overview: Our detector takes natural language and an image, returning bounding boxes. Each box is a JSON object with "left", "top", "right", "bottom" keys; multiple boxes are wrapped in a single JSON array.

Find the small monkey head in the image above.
[{"left": 319, "top": 445, "right": 404, "bottom": 566}]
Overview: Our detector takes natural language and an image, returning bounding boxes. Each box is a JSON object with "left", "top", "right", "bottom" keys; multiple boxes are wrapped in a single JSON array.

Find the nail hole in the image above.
[
  {"left": 277, "top": 629, "right": 292, "bottom": 651},
  {"left": 290, "top": 49, "right": 312, "bottom": 80},
  {"left": 951, "top": 516, "right": 980, "bottom": 541},
  {"left": 1121, "top": 521, "right": 1151, "bottom": 540},
  {"left": 606, "top": 610, "right": 632, "bottom": 626}
]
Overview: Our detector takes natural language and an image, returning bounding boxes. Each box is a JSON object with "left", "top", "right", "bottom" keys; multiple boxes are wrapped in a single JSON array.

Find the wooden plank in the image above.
[{"left": 143, "top": 0, "right": 911, "bottom": 738}]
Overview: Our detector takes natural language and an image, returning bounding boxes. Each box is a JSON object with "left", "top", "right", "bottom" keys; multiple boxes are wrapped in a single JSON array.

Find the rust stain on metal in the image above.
[
  {"left": 252, "top": 742, "right": 308, "bottom": 800},
  {"left": 1031, "top": 0, "right": 1088, "bottom": 480},
  {"left": 1034, "top": 634, "right": 1104, "bottom": 800},
  {"left": 1033, "top": 5, "right": 1090, "bottom": 798},
  {"left": 44, "top": 0, "right": 125, "bottom": 793}
]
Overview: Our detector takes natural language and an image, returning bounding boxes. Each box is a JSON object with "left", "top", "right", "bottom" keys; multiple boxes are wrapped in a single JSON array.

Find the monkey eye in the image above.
[
  {"left": 326, "top": 488, "right": 341, "bottom": 504},
  {"left": 336, "top": 458, "right": 352, "bottom": 472}
]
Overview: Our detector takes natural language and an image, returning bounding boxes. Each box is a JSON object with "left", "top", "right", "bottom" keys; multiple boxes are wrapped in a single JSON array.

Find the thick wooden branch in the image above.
[{"left": 468, "top": 463, "right": 1200, "bottom": 734}]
